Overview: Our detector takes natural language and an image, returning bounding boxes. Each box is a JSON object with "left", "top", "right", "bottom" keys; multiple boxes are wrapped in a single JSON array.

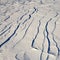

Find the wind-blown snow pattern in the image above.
[{"left": 0, "top": 0, "right": 60, "bottom": 60}]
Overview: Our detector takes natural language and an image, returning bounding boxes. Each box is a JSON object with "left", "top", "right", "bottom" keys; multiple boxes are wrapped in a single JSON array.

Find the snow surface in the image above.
[{"left": 0, "top": 0, "right": 60, "bottom": 60}]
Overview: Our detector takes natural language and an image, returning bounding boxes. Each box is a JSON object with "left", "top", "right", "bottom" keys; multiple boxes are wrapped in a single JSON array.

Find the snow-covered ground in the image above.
[{"left": 0, "top": 0, "right": 60, "bottom": 60}]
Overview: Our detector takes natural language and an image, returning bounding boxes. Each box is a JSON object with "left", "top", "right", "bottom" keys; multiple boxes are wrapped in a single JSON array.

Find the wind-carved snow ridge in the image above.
[
  {"left": 31, "top": 20, "right": 41, "bottom": 49},
  {"left": 52, "top": 22, "right": 60, "bottom": 56},
  {"left": 0, "top": 0, "right": 60, "bottom": 60},
  {"left": 50, "top": 14, "right": 60, "bottom": 56},
  {"left": 51, "top": 17, "right": 60, "bottom": 57},
  {"left": 46, "top": 55, "right": 49, "bottom": 60},
  {"left": 0, "top": 25, "right": 11, "bottom": 36},
  {"left": 45, "top": 19, "right": 51, "bottom": 54},
  {"left": 40, "top": 30, "right": 45, "bottom": 60},
  {"left": 4, "top": 16, "right": 10, "bottom": 21},
  {"left": 0, "top": 23, "right": 20, "bottom": 47}
]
